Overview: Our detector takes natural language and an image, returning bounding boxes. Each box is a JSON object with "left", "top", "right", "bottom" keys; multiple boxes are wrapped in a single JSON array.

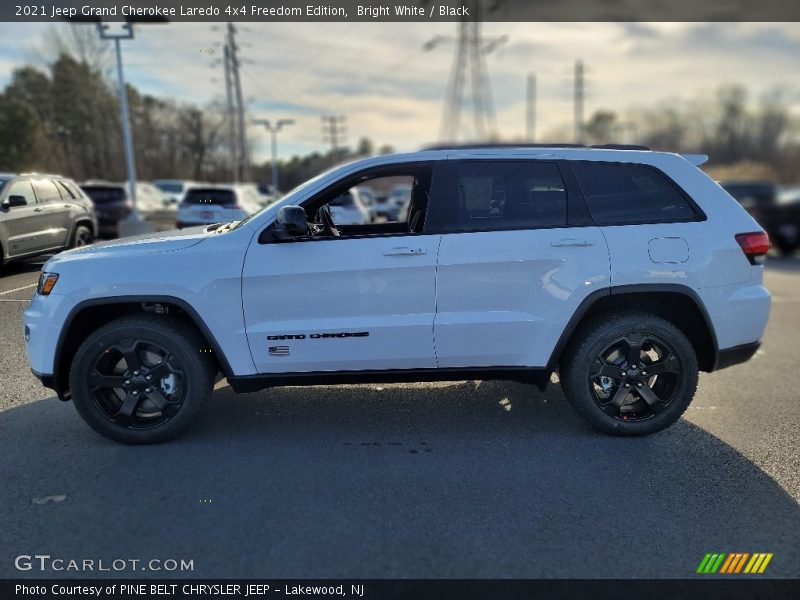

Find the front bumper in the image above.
[{"left": 714, "top": 341, "right": 760, "bottom": 371}]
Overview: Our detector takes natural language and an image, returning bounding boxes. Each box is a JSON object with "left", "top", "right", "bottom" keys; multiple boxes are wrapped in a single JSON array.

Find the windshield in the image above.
[{"left": 155, "top": 181, "right": 184, "bottom": 194}]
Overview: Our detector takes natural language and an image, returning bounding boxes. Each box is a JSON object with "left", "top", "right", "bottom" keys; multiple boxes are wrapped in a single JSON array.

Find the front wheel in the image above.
[
  {"left": 69, "top": 315, "right": 216, "bottom": 443},
  {"left": 561, "top": 312, "right": 698, "bottom": 436}
]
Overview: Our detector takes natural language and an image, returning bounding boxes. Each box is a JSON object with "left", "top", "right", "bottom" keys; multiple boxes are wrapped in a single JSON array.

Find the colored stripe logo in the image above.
[{"left": 696, "top": 552, "right": 773, "bottom": 574}]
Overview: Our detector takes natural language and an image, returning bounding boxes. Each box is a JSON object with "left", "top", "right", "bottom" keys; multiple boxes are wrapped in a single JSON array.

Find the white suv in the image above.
[{"left": 23, "top": 146, "right": 771, "bottom": 443}]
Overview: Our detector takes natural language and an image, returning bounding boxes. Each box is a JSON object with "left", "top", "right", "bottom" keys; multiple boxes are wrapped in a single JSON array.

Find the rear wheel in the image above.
[
  {"left": 561, "top": 312, "right": 698, "bottom": 436},
  {"left": 71, "top": 224, "right": 93, "bottom": 248},
  {"left": 69, "top": 315, "right": 216, "bottom": 443}
]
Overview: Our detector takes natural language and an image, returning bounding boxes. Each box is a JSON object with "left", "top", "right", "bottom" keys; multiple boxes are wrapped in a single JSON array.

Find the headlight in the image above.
[{"left": 37, "top": 272, "right": 59, "bottom": 295}]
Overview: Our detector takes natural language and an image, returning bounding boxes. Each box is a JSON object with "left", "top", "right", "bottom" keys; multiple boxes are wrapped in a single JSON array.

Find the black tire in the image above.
[
  {"left": 561, "top": 311, "right": 698, "bottom": 436},
  {"left": 71, "top": 224, "right": 93, "bottom": 248},
  {"left": 69, "top": 315, "right": 216, "bottom": 444}
]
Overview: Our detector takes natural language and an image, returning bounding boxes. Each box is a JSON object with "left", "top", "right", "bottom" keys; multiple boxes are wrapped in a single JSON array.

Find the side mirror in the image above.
[
  {"left": 3, "top": 195, "right": 27, "bottom": 208},
  {"left": 273, "top": 206, "right": 309, "bottom": 240}
]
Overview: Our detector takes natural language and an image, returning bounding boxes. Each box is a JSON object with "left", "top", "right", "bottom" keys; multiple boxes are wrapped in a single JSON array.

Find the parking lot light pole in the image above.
[
  {"left": 97, "top": 21, "right": 153, "bottom": 236},
  {"left": 253, "top": 118, "right": 295, "bottom": 195}
]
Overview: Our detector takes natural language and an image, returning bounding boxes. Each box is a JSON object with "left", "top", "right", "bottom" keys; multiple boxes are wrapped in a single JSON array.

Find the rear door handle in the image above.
[
  {"left": 551, "top": 238, "right": 594, "bottom": 248},
  {"left": 33, "top": 207, "right": 44, "bottom": 212},
  {"left": 383, "top": 247, "right": 426, "bottom": 256}
]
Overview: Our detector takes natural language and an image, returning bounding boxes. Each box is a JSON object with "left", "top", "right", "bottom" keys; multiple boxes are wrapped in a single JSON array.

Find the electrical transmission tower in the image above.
[
  {"left": 322, "top": 116, "right": 347, "bottom": 152},
  {"left": 225, "top": 23, "right": 248, "bottom": 181},
  {"left": 574, "top": 59, "right": 585, "bottom": 145},
  {"left": 424, "top": 0, "right": 508, "bottom": 142}
]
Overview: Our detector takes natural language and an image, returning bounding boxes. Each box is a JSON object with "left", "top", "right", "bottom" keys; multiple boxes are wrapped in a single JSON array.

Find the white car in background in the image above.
[
  {"left": 176, "top": 185, "right": 263, "bottom": 228},
  {"left": 329, "top": 188, "right": 370, "bottom": 225},
  {"left": 154, "top": 180, "right": 197, "bottom": 209},
  {"left": 126, "top": 182, "right": 170, "bottom": 213}
]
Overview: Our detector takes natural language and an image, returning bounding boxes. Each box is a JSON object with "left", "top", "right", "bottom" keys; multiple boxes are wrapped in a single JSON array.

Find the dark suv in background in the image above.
[
  {"left": 721, "top": 180, "right": 800, "bottom": 255},
  {"left": 0, "top": 173, "right": 96, "bottom": 267}
]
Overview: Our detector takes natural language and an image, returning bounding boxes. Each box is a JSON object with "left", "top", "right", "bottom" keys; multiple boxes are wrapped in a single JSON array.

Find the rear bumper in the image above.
[{"left": 714, "top": 341, "right": 760, "bottom": 371}]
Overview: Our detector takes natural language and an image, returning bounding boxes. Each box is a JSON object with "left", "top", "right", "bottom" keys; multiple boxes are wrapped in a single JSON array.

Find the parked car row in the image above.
[{"left": 720, "top": 180, "right": 800, "bottom": 255}]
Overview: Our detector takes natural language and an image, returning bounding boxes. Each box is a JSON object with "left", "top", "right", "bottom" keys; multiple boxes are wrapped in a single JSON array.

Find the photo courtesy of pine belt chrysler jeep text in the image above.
[{"left": 23, "top": 146, "right": 772, "bottom": 443}]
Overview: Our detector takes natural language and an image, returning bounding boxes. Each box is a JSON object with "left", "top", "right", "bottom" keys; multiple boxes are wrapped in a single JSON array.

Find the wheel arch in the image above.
[
  {"left": 52, "top": 295, "right": 234, "bottom": 401},
  {"left": 547, "top": 284, "right": 719, "bottom": 374}
]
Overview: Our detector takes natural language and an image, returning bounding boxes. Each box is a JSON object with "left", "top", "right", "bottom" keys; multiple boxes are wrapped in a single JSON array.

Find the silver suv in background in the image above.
[{"left": 0, "top": 173, "right": 96, "bottom": 267}]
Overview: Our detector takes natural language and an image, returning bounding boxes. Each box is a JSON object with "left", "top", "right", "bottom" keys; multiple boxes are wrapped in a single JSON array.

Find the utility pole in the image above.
[
  {"left": 574, "top": 59, "right": 585, "bottom": 145},
  {"left": 526, "top": 72, "right": 536, "bottom": 142},
  {"left": 253, "top": 118, "right": 295, "bottom": 195},
  {"left": 424, "top": 0, "right": 507, "bottom": 142},
  {"left": 227, "top": 23, "right": 248, "bottom": 181},
  {"left": 96, "top": 21, "right": 152, "bottom": 236},
  {"left": 222, "top": 44, "right": 237, "bottom": 182},
  {"left": 322, "top": 116, "right": 346, "bottom": 152}
]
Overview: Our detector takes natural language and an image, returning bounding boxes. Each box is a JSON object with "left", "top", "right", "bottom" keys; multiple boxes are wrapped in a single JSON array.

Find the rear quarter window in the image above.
[{"left": 572, "top": 162, "right": 699, "bottom": 225}]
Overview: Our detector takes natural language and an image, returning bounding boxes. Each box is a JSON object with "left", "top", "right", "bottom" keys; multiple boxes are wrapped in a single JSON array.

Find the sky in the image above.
[{"left": 0, "top": 22, "right": 799, "bottom": 161}]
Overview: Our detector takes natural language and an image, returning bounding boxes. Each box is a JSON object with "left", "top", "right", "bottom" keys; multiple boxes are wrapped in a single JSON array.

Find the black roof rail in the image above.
[{"left": 421, "top": 142, "right": 650, "bottom": 151}]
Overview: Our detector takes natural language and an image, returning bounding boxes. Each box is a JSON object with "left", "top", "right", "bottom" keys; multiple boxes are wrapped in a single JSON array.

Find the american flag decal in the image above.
[{"left": 269, "top": 346, "right": 290, "bottom": 356}]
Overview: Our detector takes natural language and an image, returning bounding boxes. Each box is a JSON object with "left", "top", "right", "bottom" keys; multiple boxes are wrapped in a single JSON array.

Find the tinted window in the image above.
[
  {"left": 451, "top": 161, "right": 567, "bottom": 231},
  {"left": 81, "top": 186, "right": 127, "bottom": 204},
  {"left": 32, "top": 179, "right": 62, "bottom": 202},
  {"left": 5, "top": 180, "right": 36, "bottom": 205},
  {"left": 573, "top": 162, "right": 697, "bottom": 225},
  {"left": 155, "top": 182, "right": 184, "bottom": 194},
  {"left": 183, "top": 188, "right": 236, "bottom": 206}
]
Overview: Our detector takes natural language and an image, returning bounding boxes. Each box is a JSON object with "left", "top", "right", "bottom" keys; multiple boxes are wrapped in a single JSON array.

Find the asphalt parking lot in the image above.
[{"left": 1, "top": 253, "right": 799, "bottom": 579}]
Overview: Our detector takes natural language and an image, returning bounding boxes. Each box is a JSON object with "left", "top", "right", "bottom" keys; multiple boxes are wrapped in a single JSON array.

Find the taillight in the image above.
[{"left": 735, "top": 231, "right": 770, "bottom": 265}]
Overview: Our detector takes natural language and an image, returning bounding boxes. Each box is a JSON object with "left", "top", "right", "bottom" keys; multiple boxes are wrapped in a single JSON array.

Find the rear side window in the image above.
[
  {"left": 183, "top": 188, "right": 236, "bottom": 206},
  {"left": 572, "top": 162, "right": 698, "bottom": 225},
  {"left": 32, "top": 179, "right": 62, "bottom": 202},
  {"left": 450, "top": 161, "right": 567, "bottom": 231}
]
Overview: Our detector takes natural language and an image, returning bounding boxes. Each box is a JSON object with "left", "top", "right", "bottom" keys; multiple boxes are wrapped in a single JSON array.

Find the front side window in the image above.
[
  {"left": 448, "top": 161, "right": 568, "bottom": 232},
  {"left": 572, "top": 162, "right": 698, "bottom": 225},
  {"left": 5, "top": 180, "right": 37, "bottom": 205}
]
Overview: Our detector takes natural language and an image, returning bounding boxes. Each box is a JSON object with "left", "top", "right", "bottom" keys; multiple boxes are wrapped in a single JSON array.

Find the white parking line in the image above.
[
  {"left": 0, "top": 283, "right": 37, "bottom": 296},
  {"left": 0, "top": 298, "right": 28, "bottom": 303}
]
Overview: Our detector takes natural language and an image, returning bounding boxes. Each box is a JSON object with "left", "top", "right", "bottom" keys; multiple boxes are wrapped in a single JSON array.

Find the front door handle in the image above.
[
  {"left": 551, "top": 238, "right": 594, "bottom": 248},
  {"left": 383, "top": 247, "right": 426, "bottom": 256},
  {"left": 33, "top": 207, "right": 44, "bottom": 213}
]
